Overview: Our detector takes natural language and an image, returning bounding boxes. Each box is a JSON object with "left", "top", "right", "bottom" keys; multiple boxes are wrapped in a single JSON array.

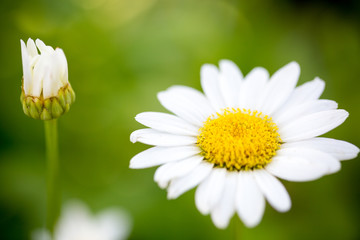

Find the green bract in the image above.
[{"left": 21, "top": 84, "right": 75, "bottom": 120}]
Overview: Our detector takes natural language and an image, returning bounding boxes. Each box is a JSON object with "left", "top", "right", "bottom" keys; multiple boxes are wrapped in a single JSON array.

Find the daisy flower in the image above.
[
  {"left": 130, "top": 60, "right": 359, "bottom": 228},
  {"left": 33, "top": 200, "right": 132, "bottom": 240}
]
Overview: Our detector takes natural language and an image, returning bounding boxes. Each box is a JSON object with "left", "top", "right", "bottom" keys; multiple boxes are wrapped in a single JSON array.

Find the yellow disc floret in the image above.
[{"left": 197, "top": 108, "right": 281, "bottom": 171}]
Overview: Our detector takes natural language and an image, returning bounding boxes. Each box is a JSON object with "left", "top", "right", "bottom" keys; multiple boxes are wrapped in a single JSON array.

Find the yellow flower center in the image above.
[{"left": 197, "top": 108, "right": 281, "bottom": 171}]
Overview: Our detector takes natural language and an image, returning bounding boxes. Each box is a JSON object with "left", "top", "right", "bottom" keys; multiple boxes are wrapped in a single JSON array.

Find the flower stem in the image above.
[
  {"left": 233, "top": 217, "right": 242, "bottom": 240},
  {"left": 44, "top": 119, "right": 60, "bottom": 237}
]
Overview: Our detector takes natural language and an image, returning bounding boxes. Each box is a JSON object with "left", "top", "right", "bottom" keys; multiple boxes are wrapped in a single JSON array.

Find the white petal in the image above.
[
  {"left": 200, "top": 64, "right": 225, "bottom": 111},
  {"left": 153, "top": 163, "right": 175, "bottom": 189},
  {"left": 211, "top": 172, "right": 237, "bottom": 229},
  {"left": 288, "top": 77, "right": 325, "bottom": 106},
  {"left": 254, "top": 169, "right": 291, "bottom": 212},
  {"left": 266, "top": 156, "right": 328, "bottom": 182},
  {"left": 31, "top": 56, "right": 48, "bottom": 97},
  {"left": 260, "top": 62, "right": 300, "bottom": 115},
  {"left": 157, "top": 86, "right": 214, "bottom": 127},
  {"left": 35, "top": 39, "right": 54, "bottom": 53},
  {"left": 42, "top": 68, "right": 56, "bottom": 99},
  {"left": 218, "top": 60, "right": 243, "bottom": 107},
  {"left": 54, "top": 48, "right": 69, "bottom": 85},
  {"left": 154, "top": 155, "right": 203, "bottom": 189},
  {"left": 274, "top": 147, "right": 340, "bottom": 175},
  {"left": 282, "top": 138, "right": 359, "bottom": 161},
  {"left": 195, "top": 168, "right": 227, "bottom": 215},
  {"left": 273, "top": 100, "right": 338, "bottom": 127},
  {"left": 135, "top": 112, "right": 199, "bottom": 136},
  {"left": 279, "top": 110, "right": 349, "bottom": 142},
  {"left": 235, "top": 171, "right": 265, "bottom": 228},
  {"left": 43, "top": 56, "right": 63, "bottom": 99},
  {"left": 20, "top": 40, "right": 32, "bottom": 95},
  {"left": 130, "top": 129, "right": 197, "bottom": 146},
  {"left": 276, "top": 77, "right": 325, "bottom": 114},
  {"left": 219, "top": 60, "right": 243, "bottom": 80},
  {"left": 238, "top": 67, "right": 269, "bottom": 110},
  {"left": 26, "top": 38, "right": 38, "bottom": 57},
  {"left": 129, "top": 146, "right": 200, "bottom": 169},
  {"left": 167, "top": 85, "right": 215, "bottom": 117},
  {"left": 167, "top": 162, "right": 213, "bottom": 199}
]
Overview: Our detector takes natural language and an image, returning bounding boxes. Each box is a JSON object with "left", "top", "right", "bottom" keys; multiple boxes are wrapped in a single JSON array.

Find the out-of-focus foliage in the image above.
[{"left": 0, "top": 0, "right": 359, "bottom": 239}]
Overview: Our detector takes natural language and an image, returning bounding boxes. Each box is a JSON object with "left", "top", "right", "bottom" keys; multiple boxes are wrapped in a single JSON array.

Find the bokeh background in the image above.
[{"left": 0, "top": 0, "right": 359, "bottom": 239}]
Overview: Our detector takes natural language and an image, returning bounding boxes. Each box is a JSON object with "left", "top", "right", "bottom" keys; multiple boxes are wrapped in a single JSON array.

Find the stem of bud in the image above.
[{"left": 44, "top": 119, "right": 60, "bottom": 237}]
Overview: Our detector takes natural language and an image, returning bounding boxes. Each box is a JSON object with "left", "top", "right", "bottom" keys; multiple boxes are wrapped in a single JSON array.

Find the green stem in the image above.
[
  {"left": 232, "top": 217, "right": 242, "bottom": 240},
  {"left": 44, "top": 119, "right": 60, "bottom": 237}
]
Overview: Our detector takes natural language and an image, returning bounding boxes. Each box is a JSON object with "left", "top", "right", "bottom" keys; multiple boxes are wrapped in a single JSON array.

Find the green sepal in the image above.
[
  {"left": 20, "top": 83, "right": 75, "bottom": 120},
  {"left": 26, "top": 97, "right": 32, "bottom": 107},
  {"left": 29, "top": 100, "right": 40, "bottom": 119},
  {"left": 44, "top": 99, "right": 52, "bottom": 115},
  {"left": 22, "top": 99, "right": 29, "bottom": 116},
  {"left": 20, "top": 91, "right": 25, "bottom": 102},
  {"left": 58, "top": 89, "right": 66, "bottom": 109},
  {"left": 41, "top": 108, "right": 52, "bottom": 120},
  {"left": 69, "top": 86, "right": 75, "bottom": 102},
  {"left": 34, "top": 98, "right": 43, "bottom": 113},
  {"left": 64, "top": 104, "right": 70, "bottom": 113},
  {"left": 65, "top": 89, "right": 72, "bottom": 104},
  {"left": 51, "top": 99, "right": 64, "bottom": 119}
]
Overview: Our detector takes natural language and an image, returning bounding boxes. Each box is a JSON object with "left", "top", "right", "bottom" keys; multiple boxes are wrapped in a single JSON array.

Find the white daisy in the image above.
[
  {"left": 129, "top": 60, "right": 359, "bottom": 228},
  {"left": 20, "top": 38, "right": 75, "bottom": 120},
  {"left": 32, "top": 200, "right": 132, "bottom": 240}
]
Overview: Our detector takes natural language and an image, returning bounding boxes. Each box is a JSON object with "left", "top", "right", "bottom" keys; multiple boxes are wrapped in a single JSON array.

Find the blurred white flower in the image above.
[
  {"left": 33, "top": 200, "right": 132, "bottom": 240},
  {"left": 130, "top": 60, "right": 359, "bottom": 229},
  {"left": 20, "top": 38, "right": 75, "bottom": 120}
]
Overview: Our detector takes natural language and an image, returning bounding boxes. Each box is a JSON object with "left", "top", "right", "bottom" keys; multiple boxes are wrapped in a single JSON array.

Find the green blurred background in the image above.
[{"left": 0, "top": 0, "right": 359, "bottom": 239}]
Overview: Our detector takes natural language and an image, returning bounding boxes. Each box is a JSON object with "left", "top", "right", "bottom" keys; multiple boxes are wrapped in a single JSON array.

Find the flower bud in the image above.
[{"left": 20, "top": 38, "right": 75, "bottom": 120}]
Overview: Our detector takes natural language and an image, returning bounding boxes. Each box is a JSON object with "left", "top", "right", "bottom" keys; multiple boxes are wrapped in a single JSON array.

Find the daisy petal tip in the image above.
[
  {"left": 219, "top": 58, "right": 232, "bottom": 63},
  {"left": 241, "top": 216, "right": 261, "bottom": 228},
  {"left": 167, "top": 191, "right": 178, "bottom": 200},
  {"left": 129, "top": 156, "right": 144, "bottom": 169},
  {"left": 211, "top": 217, "right": 229, "bottom": 230},
  {"left": 277, "top": 201, "right": 291, "bottom": 213},
  {"left": 277, "top": 188, "right": 292, "bottom": 212},
  {"left": 282, "top": 61, "right": 300, "bottom": 76},
  {"left": 128, "top": 161, "right": 138, "bottom": 169},
  {"left": 328, "top": 160, "right": 341, "bottom": 174},
  {"left": 314, "top": 76, "right": 324, "bottom": 83},
  {"left": 20, "top": 40, "right": 27, "bottom": 54},
  {"left": 35, "top": 39, "right": 46, "bottom": 50},
  {"left": 200, "top": 63, "right": 217, "bottom": 75},
  {"left": 354, "top": 145, "right": 360, "bottom": 156},
  {"left": 288, "top": 60, "right": 300, "bottom": 68},
  {"left": 134, "top": 113, "right": 141, "bottom": 120},
  {"left": 197, "top": 207, "right": 210, "bottom": 216},
  {"left": 128, "top": 162, "right": 135, "bottom": 169},
  {"left": 156, "top": 181, "right": 168, "bottom": 189},
  {"left": 215, "top": 223, "right": 228, "bottom": 230},
  {"left": 219, "top": 59, "right": 235, "bottom": 67},
  {"left": 129, "top": 131, "right": 139, "bottom": 143},
  {"left": 26, "top": 38, "right": 35, "bottom": 46},
  {"left": 336, "top": 109, "right": 349, "bottom": 122},
  {"left": 195, "top": 200, "right": 210, "bottom": 215},
  {"left": 156, "top": 91, "right": 166, "bottom": 102},
  {"left": 134, "top": 113, "right": 148, "bottom": 124}
]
